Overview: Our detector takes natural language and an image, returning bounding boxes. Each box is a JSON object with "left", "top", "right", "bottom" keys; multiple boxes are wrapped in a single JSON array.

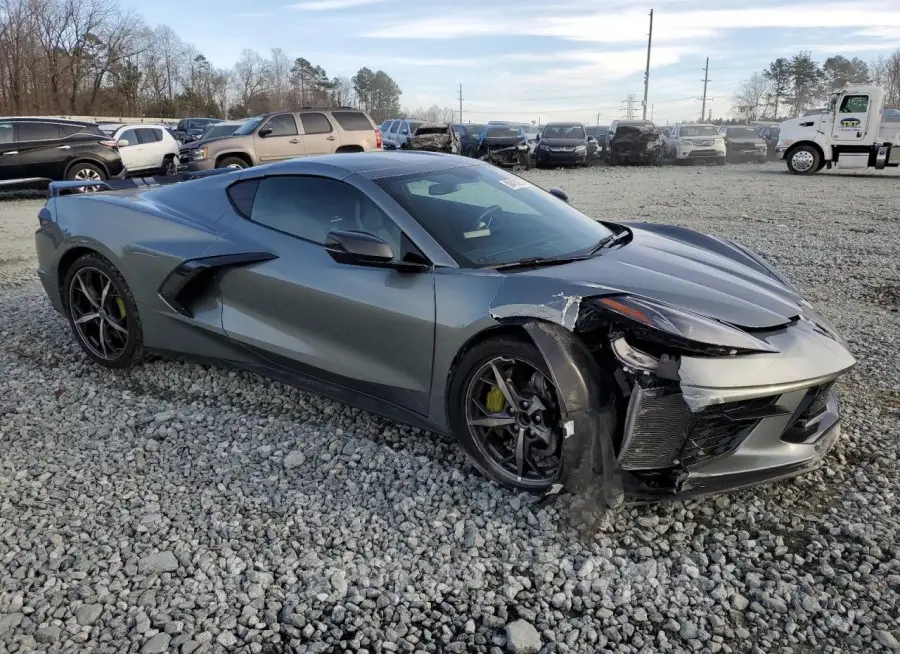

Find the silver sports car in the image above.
[{"left": 34, "top": 152, "right": 855, "bottom": 505}]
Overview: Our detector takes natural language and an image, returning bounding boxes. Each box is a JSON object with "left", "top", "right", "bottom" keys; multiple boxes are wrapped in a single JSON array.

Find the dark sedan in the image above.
[
  {"left": 36, "top": 152, "right": 854, "bottom": 504},
  {"left": 720, "top": 126, "right": 768, "bottom": 162},
  {"left": 534, "top": 123, "right": 589, "bottom": 168},
  {"left": 453, "top": 123, "right": 487, "bottom": 158}
]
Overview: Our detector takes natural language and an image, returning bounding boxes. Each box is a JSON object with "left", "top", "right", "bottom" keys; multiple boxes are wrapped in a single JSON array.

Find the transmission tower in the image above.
[{"left": 621, "top": 93, "right": 638, "bottom": 120}]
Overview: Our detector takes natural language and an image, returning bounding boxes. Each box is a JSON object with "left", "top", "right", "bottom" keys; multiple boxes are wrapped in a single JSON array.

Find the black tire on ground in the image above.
[
  {"left": 63, "top": 253, "right": 144, "bottom": 369},
  {"left": 216, "top": 156, "right": 249, "bottom": 170},
  {"left": 161, "top": 155, "right": 177, "bottom": 176},
  {"left": 717, "top": 156, "right": 726, "bottom": 166},
  {"left": 606, "top": 152, "right": 618, "bottom": 166},
  {"left": 785, "top": 145, "right": 821, "bottom": 175},
  {"left": 448, "top": 336, "right": 562, "bottom": 491}
]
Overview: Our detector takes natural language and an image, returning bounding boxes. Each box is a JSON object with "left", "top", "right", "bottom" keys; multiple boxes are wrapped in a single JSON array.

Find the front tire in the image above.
[
  {"left": 217, "top": 156, "right": 249, "bottom": 170},
  {"left": 63, "top": 254, "right": 144, "bottom": 369},
  {"left": 786, "top": 145, "right": 821, "bottom": 175},
  {"left": 161, "top": 155, "right": 177, "bottom": 176},
  {"left": 449, "top": 337, "right": 563, "bottom": 491}
]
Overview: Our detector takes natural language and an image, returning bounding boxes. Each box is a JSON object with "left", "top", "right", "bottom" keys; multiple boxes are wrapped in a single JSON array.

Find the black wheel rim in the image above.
[
  {"left": 68, "top": 267, "right": 130, "bottom": 360},
  {"left": 465, "top": 356, "right": 562, "bottom": 487},
  {"left": 165, "top": 159, "right": 177, "bottom": 175}
]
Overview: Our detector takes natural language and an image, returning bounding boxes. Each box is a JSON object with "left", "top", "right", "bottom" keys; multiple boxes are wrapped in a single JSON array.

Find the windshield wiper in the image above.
[
  {"left": 490, "top": 254, "right": 593, "bottom": 271},
  {"left": 588, "top": 229, "right": 630, "bottom": 254}
]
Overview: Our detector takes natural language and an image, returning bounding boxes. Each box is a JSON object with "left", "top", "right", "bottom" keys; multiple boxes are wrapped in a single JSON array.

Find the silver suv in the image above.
[{"left": 179, "top": 109, "right": 382, "bottom": 171}]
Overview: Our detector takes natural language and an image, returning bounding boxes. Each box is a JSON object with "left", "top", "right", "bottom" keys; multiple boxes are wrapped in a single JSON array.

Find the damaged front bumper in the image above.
[
  {"left": 481, "top": 145, "right": 530, "bottom": 168},
  {"left": 498, "top": 292, "right": 855, "bottom": 507}
]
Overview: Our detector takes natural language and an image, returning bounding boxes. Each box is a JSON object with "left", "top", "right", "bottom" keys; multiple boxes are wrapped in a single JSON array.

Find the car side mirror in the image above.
[
  {"left": 325, "top": 230, "right": 394, "bottom": 266},
  {"left": 548, "top": 187, "right": 569, "bottom": 203},
  {"left": 535, "top": 134, "right": 540, "bottom": 141},
  {"left": 117, "top": 139, "right": 130, "bottom": 147},
  {"left": 258, "top": 127, "right": 273, "bottom": 137}
]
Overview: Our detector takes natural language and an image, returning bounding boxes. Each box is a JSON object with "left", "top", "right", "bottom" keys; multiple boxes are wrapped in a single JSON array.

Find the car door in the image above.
[
  {"left": 217, "top": 174, "right": 436, "bottom": 415},
  {"left": 297, "top": 112, "right": 338, "bottom": 155},
  {"left": 136, "top": 128, "right": 165, "bottom": 169},
  {"left": 833, "top": 93, "right": 870, "bottom": 143},
  {"left": 14, "top": 121, "right": 71, "bottom": 179},
  {"left": 115, "top": 128, "right": 147, "bottom": 171},
  {"left": 0, "top": 121, "right": 18, "bottom": 180},
  {"left": 253, "top": 113, "right": 305, "bottom": 163}
]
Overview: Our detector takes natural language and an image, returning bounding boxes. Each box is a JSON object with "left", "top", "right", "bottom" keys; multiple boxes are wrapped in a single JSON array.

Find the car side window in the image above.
[
  {"left": 0, "top": 122, "right": 13, "bottom": 144},
  {"left": 18, "top": 122, "right": 61, "bottom": 141},
  {"left": 248, "top": 176, "right": 403, "bottom": 253},
  {"left": 262, "top": 114, "right": 298, "bottom": 137},
  {"left": 299, "top": 113, "right": 333, "bottom": 135},
  {"left": 136, "top": 128, "right": 161, "bottom": 144},
  {"left": 839, "top": 95, "right": 868, "bottom": 113},
  {"left": 119, "top": 129, "right": 139, "bottom": 146},
  {"left": 399, "top": 122, "right": 409, "bottom": 135},
  {"left": 389, "top": 122, "right": 400, "bottom": 134}
]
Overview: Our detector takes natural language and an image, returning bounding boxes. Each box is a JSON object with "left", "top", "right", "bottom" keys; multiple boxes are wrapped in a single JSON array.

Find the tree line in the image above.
[
  {"left": 0, "top": 0, "right": 405, "bottom": 121},
  {"left": 732, "top": 49, "right": 900, "bottom": 120}
]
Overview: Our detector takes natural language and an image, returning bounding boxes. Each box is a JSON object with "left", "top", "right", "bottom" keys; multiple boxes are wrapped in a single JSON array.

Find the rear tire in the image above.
[
  {"left": 449, "top": 337, "right": 563, "bottom": 491},
  {"left": 63, "top": 254, "right": 144, "bottom": 369},
  {"left": 66, "top": 162, "right": 106, "bottom": 192}
]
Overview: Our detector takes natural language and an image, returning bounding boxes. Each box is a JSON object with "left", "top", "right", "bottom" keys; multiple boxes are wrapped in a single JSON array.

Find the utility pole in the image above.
[
  {"left": 596, "top": 112, "right": 601, "bottom": 126},
  {"left": 650, "top": 104, "right": 654, "bottom": 121},
  {"left": 457, "top": 84, "right": 463, "bottom": 123},
  {"left": 622, "top": 93, "right": 638, "bottom": 120},
  {"left": 700, "top": 57, "right": 710, "bottom": 123},
  {"left": 642, "top": 9, "right": 653, "bottom": 120}
]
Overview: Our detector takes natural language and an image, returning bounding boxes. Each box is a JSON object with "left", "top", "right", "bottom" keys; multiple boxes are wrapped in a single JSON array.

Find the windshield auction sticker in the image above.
[{"left": 499, "top": 177, "right": 530, "bottom": 190}]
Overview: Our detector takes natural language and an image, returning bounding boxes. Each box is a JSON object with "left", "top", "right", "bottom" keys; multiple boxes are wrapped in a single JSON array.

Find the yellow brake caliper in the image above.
[
  {"left": 485, "top": 386, "right": 506, "bottom": 414},
  {"left": 115, "top": 298, "right": 126, "bottom": 319}
]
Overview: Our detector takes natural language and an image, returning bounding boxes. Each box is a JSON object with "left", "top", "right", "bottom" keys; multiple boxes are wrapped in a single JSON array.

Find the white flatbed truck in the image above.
[{"left": 776, "top": 85, "right": 900, "bottom": 174}]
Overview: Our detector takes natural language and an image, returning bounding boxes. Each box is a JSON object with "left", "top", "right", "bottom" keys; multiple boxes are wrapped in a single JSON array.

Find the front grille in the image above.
[
  {"left": 550, "top": 147, "right": 575, "bottom": 152},
  {"left": 694, "top": 139, "right": 714, "bottom": 146},
  {"left": 618, "top": 387, "right": 693, "bottom": 470},
  {"left": 687, "top": 150, "right": 719, "bottom": 157},
  {"left": 781, "top": 382, "right": 837, "bottom": 444},
  {"left": 618, "top": 389, "right": 771, "bottom": 471}
]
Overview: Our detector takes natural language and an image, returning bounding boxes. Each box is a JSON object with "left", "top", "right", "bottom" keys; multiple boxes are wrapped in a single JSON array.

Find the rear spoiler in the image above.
[{"left": 47, "top": 167, "right": 232, "bottom": 198}]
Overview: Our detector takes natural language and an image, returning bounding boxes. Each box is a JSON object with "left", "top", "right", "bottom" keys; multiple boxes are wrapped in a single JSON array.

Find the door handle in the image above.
[
  {"left": 2, "top": 151, "right": 17, "bottom": 156},
  {"left": 57, "top": 145, "right": 71, "bottom": 150},
  {"left": 289, "top": 138, "right": 300, "bottom": 144},
  {"left": 326, "top": 136, "right": 336, "bottom": 141}
]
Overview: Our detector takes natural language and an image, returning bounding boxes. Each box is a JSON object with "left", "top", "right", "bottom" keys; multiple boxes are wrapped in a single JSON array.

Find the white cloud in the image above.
[
  {"left": 363, "top": 2, "right": 900, "bottom": 42},
  {"left": 290, "top": 0, "right": 389, "bottom": 10}
]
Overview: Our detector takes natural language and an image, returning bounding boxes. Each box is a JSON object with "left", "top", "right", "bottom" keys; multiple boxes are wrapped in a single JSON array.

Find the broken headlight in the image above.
[{"left": 590, "top": 295, "right": 778, "bottom": 356}]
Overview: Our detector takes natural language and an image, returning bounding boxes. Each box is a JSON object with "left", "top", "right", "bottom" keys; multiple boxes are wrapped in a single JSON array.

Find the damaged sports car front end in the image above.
[
  {"left": 476, "top": 125, "right": 531, "bottom": 169},
  {"left": 486, "top": 222, "right": 855, "bottom": 506}
]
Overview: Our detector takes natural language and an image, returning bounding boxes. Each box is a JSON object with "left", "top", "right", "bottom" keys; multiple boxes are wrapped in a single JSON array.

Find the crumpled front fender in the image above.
[{"left": 522, "top": 320, "right": 624, "bottom": 509}]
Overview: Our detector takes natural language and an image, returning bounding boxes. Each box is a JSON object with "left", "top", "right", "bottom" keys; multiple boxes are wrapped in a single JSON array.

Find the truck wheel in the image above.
[{"left": 786, "top": 146, "right": 821, "bottom": 175}]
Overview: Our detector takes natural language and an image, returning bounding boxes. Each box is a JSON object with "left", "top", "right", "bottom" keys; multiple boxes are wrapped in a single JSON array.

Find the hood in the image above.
[
  {"left": 504, "top": 223, "right": 804, "bottom": 330},
  {"left": 482, "top": 135, "right": 526, "bottom": 146},
  {"left": 180, "top": 135, "right": 235, "bottom": 151},
  {"left": 726, "top": 137, "right": 766, "bottom": 145},
  {"left": 612, "top": 126, "right": 660, "bottom": 141},
  {"left": 540, "top": 137, "right": 586, "bottom": 147}
]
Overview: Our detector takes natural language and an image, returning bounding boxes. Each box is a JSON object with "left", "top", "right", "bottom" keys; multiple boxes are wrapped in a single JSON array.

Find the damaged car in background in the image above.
[
  {"left": 607, "top": 119, "right": 663, "bottom": 166},
  {"left": 719, "top": 125, "right": 769, "bottom": 163},
  {"left": 35, "top": 152, "right": 854, "bottom": 506},
  {"left": 476, "top": 124, "right": 531, "bottom": 169},
  {"left": 400, "top": 123, "right": 460, "bottom": 154}
]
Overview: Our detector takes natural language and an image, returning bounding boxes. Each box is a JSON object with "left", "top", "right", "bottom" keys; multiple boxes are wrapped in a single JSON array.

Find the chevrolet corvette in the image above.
[{"left": 34, "top": 152, "right": 855, "bottom": 505}]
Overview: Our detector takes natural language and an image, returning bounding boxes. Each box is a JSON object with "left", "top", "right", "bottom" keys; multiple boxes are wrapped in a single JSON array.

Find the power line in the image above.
[
  {"left": 642, "top": 8, "right": 653, "bottom": 120},
  {"left": 622, "top": 93, "right": 638, "bottom": 119}
]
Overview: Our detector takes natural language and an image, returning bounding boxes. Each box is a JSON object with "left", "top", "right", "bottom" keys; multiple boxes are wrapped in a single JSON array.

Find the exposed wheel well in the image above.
[
  {"left": 335, "top": 145, "right": 364, "bottom": 153},
  {"left": 57, "top": 246, "right": 101, "bottom": 306},
  {"left": 64, "top": 159, "right": 109, "bottom": 179},
  {"left": 215, "top": 152, "right": 252, "bottom": 168}
]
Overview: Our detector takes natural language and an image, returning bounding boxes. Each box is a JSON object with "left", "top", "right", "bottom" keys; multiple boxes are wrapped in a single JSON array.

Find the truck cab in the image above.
[{"left": 776, "top": 85, "right": 900, "bottom": 174}]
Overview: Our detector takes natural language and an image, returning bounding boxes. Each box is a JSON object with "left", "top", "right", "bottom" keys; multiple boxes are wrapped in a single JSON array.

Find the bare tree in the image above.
[
  {"left": 871, "top": 49, "right": 900, "bottom": 108},
  {"left": 731, "top": 72, "right": 773, "bottom": 120}
]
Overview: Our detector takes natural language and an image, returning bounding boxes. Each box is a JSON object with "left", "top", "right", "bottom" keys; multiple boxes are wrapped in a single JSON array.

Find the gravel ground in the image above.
[{"left": 1, "top": 162, "right": 899, "bottom": 654}]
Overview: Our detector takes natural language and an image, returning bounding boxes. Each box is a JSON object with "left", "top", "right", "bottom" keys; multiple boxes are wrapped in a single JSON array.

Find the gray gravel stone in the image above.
[
  {"left": 76, "top": 604, "right": 103, "bottom": 626},
  {"left": 138, "top": 551, "right": 178, "bottom": 574},
  {"left": 505, "top": 619, "right": 541, "bottom": 654},
  {"left": 141, "top": 632, "right": 171, "bottom": 654},
  {"left": 33, "top": 626, "right": 60, "bottom": 644},
  {"left": 875, "top": 630, "right": 900, "bottom": 650}
]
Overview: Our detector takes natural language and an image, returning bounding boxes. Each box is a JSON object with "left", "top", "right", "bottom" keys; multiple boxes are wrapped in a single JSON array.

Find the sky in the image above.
[{"left": 121, "top": 0, "right": 900, "bottom": 125}]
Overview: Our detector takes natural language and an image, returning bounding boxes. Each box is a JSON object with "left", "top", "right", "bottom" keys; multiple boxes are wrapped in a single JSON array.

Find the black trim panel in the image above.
[{"left": 159, "top": 252, "right": 278, "bottom": 317}]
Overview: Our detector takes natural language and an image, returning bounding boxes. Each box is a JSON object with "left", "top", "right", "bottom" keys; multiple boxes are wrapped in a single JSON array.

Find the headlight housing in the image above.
[
  {"left": 575, "top": 144, "right": 587, "bottom": 152},
  {"left": 192, "top": 148, "right": 208, "bottom": 161},
  {"left": 681, "top": 139, "right": 693, "bottom": 147},
  {"left": 584, "top": 295, "right": 779, "bottom": 356}
]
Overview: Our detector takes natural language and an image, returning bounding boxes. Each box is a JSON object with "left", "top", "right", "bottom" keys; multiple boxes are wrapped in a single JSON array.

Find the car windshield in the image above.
[
  {"left": 543, "top": 124, "right": 586, "bottom": 139},
  {"left": 233, "top": 116, "right": 265, "bottom": 135},
  {"left": 201, "top": 124, "right": 239, "bottom": 139},
  {"left": 375, "top": 164, "right": 612, "bottom": 268},
  {"left": 585, "top": 127, "right": 607, "bottom": 137},
  {"left": 679, "top": 125, "right": 719, "bottom": 137},
  {"left": 727, "top": 127, "right": 760, "bottom": 138},
  {"left": 485, "top": 126, "right": 522, "bottom": 138}
]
